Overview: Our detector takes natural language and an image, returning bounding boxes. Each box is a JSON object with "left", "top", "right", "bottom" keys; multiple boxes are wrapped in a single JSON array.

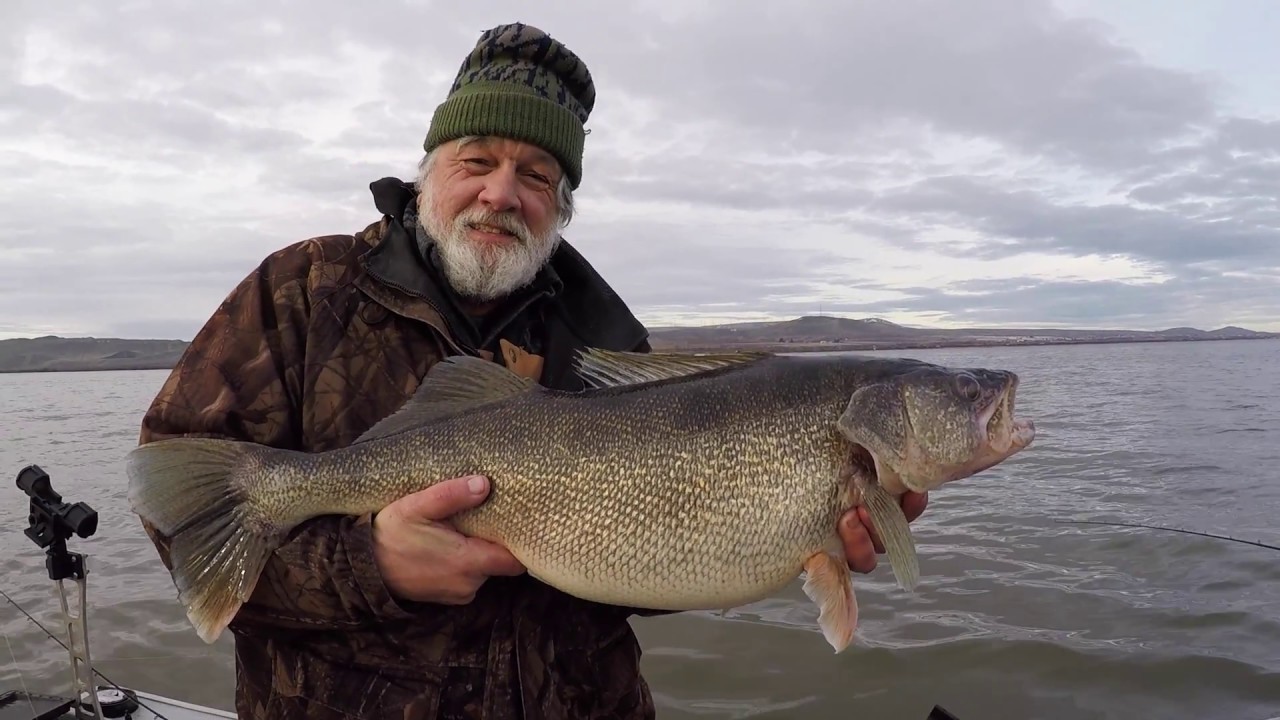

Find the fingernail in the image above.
[{"left": 467, "top": 476, "right": 486, "bottom": 494}]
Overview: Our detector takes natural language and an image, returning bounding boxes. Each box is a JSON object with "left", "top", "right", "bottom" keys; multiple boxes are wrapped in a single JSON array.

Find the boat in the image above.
[
  {"left": 0, "top": 689, "right": 234, "bottom": 720},
  {"left": 2, "top": 463, "right": 235, "bottom": 720},
  {"left": 3, "top": 462, "right": 972, "bottom": 720}
]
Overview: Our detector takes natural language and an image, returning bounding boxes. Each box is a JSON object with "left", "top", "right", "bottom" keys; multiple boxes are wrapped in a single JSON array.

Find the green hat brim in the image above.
[{"left": 423, "top": 82, "right": 586, "bottom": 189}]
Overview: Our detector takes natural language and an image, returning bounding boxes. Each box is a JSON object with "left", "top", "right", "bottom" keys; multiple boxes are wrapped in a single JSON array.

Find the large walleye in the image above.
[{"left": 127, "top": 349, "right": 1035, "bottom": 650}]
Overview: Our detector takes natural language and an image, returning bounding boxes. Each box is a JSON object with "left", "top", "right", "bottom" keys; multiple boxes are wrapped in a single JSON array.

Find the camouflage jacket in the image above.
[{"left": 137, "top": 178, "right": 658, "bottom": 719}]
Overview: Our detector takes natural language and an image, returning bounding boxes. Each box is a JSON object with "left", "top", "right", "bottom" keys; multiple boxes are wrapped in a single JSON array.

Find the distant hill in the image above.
[
  {"left": 0, "top": 336, "right": 188, "bottom": 373},
  {"left": 645, "top": 316, "right": 1280, "bottom": 352},
  {"left": 1, "top": 317, "right": 1276, "bottom": 372}
]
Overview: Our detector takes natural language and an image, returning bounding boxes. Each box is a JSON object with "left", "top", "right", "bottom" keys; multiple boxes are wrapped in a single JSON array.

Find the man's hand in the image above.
[
  {"left": 372, "top": 475, "right": 526, "bottom": 604},
  {"left": 838, "top": 491, "right": 929, "bottom": 573}
]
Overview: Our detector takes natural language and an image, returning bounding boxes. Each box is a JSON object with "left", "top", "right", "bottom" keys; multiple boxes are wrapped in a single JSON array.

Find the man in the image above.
[{"left": 136, "top": 22, "right": 928, "bottom": 719}]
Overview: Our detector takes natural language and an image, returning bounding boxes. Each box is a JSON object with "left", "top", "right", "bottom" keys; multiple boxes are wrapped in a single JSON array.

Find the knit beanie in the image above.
[{"left": 424, "top": 22, "right": 596, "bottom": 189}]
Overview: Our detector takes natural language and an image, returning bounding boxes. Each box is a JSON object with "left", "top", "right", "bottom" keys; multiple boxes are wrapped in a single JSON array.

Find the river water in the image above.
[{"left": 1, "top": 340, "right": 1278, "bottom": 720}]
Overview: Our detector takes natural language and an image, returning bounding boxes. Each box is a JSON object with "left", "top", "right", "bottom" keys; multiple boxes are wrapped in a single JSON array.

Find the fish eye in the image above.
[{"left": 954, "top": 373, "right": 981, "bottom": 401}]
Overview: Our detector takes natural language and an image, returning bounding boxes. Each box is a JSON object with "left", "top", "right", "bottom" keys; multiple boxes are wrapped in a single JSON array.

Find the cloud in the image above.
[
  {"left": 1, "top": 0, "right": 1278, "bottom": 340},
  {"left": 868, "top": 173, "right": 1280, "bottom": 268},
  {"left": 804, "top": 273, "right": 1280, "bottom": 330},
  {"left": 590, "top": 0, "right": 1220, "bottom": 171}
]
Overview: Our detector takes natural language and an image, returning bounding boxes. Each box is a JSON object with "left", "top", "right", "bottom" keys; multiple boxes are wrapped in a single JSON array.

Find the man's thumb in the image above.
[{"left": 398, "top": 475, "right": 491, "bottom": 522}]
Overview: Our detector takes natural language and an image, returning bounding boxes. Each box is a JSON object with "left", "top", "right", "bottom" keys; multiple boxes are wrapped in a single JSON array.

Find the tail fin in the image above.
[{"left": 126, "top": 437, "right": 289, "bottom": 644}]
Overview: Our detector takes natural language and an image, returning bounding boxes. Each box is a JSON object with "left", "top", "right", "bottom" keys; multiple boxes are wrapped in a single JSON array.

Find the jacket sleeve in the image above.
[{"left": 137, "top": 244, "right": 420, "bottom": 635}]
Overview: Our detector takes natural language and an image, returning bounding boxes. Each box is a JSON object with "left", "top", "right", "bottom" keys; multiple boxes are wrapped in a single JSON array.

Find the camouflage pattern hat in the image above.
[{"left": 424, "top": 22, "right": 596, "bottom": 189}]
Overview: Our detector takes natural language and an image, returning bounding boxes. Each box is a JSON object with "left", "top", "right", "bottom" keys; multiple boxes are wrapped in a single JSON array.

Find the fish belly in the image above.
[{"left": 452, "top": 423, "right": 850, "bottom": 611}]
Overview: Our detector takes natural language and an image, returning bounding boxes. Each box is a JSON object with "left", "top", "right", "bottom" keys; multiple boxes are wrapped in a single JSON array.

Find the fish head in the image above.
[{"left": 838, "top": 364, "right": 1035, "bottom": 495}]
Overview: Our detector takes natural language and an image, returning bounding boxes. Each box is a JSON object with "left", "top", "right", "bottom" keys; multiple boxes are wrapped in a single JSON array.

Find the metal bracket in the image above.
[
  {"left": 15, "top": 464, "right": 103, "bottom": 720},
  {"left": 54, "top": 562, "right": 103, "bottom": 720}
]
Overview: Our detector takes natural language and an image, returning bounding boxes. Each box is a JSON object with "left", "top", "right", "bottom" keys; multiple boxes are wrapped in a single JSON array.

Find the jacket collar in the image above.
[{"left": 360, "top": 177, "right": 649, "bottom": 354}]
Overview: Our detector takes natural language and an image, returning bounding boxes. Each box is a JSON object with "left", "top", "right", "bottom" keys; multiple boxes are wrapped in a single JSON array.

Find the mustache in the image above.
[{"left": 456, "top": 208, "right": 533, "bottom": 245}]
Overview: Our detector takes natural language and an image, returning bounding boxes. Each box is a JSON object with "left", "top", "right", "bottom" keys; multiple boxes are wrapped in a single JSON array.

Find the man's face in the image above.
[{"left": 418, "top": 136, "right": 565, "bottom": 302}]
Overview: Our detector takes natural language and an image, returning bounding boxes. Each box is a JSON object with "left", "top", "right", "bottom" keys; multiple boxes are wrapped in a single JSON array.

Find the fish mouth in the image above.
[{"left": 974, "top": 373, "right": 1035, "bottom": 461}]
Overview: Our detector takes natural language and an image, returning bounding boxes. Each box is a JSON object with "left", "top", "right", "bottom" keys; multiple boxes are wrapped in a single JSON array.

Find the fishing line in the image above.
[
  {"left": 0, "top": 586, "right": 172, "bottom": 720},
  {"left": 1057, "top": 520, "right": 1280, "bottom": 551},
  {"left": 2, "top": 629, "right": 36, "bottom": 719}
]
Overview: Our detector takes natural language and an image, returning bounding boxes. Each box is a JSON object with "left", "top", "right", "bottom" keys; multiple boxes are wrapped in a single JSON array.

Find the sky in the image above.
[{"left": 2, "top": 0, "right": 1278, "bottom": 340}]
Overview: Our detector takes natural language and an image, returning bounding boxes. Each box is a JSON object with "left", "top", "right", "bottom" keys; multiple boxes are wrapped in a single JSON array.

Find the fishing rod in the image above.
[
  {"left": 6, "top": 463, "right": 171, "bottom": 720},
  {"left": 1057, "top": 520, "right": 1280, "bottom": 552}
]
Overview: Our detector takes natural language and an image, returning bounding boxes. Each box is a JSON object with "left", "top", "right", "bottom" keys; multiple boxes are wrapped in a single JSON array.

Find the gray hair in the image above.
[{"left": 416, "top": 136, "right": 575, "bottom": 230}]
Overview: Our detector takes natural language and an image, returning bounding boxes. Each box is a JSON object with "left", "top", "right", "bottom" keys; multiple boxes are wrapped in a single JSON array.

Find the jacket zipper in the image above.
[{"left": 363, "top": 267, "right": 474, "bottom": 357}]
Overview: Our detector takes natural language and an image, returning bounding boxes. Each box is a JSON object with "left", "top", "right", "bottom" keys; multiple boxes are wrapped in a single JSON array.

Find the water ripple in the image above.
[{"left": 4, "top": 345, "right": 1280, "bottom": 719}]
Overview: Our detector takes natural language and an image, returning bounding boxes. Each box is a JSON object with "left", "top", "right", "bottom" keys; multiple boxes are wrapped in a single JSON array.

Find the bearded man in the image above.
[{"left": 135, "top": 21, "right": 928, "bottom": 720}]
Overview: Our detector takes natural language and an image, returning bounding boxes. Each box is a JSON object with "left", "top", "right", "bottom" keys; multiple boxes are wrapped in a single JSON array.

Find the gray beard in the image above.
[{"left": 415, "top": 185, "right": 561, "bottom": 302}]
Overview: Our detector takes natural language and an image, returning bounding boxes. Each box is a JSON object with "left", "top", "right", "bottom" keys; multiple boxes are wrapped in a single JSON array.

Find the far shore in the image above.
[
  {"left": 0, "top": 361, "right": 180, "bottom": 375},
  {"left": 2, "top": 333, "right": 1274, "bottom": 375},
  {"left": 649, "top": 333, "right": 1280, "bottom": 354}
]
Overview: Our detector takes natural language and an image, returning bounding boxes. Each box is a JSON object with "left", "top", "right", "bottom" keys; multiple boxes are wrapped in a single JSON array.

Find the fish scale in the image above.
[{"left": 126, "top": 348, "right": 1035, "bottom": 651}]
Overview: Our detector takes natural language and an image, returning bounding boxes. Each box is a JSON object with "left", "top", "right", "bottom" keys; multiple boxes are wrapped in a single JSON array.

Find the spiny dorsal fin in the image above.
[
  {"left": 354, "top": 355, "right": 536, "bottom": 443},
  {"left": 573, "top": 347, "right": 769, "bottom": 389}
]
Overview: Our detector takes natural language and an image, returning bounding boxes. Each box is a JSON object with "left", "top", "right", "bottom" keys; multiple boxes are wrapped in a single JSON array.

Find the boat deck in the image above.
[{"left": 0, "top": 688, "right": 236, "bottom": 720}]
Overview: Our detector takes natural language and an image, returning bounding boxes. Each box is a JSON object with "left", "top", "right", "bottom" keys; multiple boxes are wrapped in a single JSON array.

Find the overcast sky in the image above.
[{"left": 3, "top": 0, "right": 1278, "bottom": 339}]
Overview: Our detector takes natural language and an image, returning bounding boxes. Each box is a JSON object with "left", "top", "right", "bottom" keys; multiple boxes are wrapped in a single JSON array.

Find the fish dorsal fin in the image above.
[
  {"left": 573, "top": 347, "right": 768, "bottom": 389},
  {"left": 354, "top": 355, "right": 537, "bottom": 443}
]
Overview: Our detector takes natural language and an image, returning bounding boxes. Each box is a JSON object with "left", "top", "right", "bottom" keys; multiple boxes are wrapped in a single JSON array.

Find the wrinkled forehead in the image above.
[{"left": 458, "top": 136, "right": 561, "bottom": 170}]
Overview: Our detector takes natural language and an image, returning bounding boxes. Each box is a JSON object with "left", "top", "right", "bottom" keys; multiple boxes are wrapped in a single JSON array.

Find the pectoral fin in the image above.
[
  {"left": 859, "top": 479, "right": 920, "bottom": 591},
  {"left": 802, "top": 550, "right": 859, "bottom": 652}
]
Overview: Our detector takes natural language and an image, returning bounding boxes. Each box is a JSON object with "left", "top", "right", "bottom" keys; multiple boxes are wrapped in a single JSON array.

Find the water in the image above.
[{"left": 1, "top": 340, "right": 1278, "bottom": 719}]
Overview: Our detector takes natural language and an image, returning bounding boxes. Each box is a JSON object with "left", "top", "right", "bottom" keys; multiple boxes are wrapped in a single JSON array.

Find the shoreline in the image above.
[
  {"left": 650, "top": 334, "right": 1279, "bottom": 354},
  {"left": 2, "top": 334, "right": 1274, "bottom": 374},
  {"left": 0, "top": 361, "right": 179, "bottom": 375}
]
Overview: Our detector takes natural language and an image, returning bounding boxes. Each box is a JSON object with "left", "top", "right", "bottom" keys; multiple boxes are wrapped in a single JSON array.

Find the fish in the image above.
[{"left": 126, "top": 348, "right": 1035, "bottom": 650}]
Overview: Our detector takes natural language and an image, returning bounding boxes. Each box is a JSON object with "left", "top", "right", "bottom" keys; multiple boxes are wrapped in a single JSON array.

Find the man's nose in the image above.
[{"left": 477, "top": 167, "right": 520, "bottom": 213}]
